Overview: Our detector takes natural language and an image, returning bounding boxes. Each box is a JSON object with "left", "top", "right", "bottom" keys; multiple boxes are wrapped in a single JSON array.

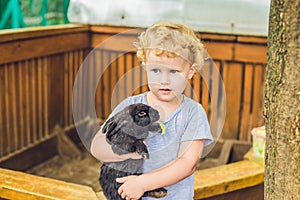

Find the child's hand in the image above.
[{"left": 116, "top": 175, "right": 145, "bottom": 199}]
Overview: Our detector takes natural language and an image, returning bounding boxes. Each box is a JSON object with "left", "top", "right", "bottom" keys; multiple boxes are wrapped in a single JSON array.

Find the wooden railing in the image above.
[
  {"left": 0, "top": 24, "right": 266, "bottom": 170},
  {"left": 0, "top": 167, "right": 99, "bottom": 200},
  {"left": 90, "top": 26, "right": 266, "bottom": 141},
  {"left": 0, "top": 24, "right": 90, "bottom": 169}
]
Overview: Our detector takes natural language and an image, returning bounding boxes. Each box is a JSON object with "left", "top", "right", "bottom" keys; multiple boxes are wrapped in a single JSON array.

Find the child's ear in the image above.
[
  {"left": 187, "top": 64, "right": 197, "bottom": 79},
  {"left": 141, "top": 62, "right": 146, "bottom": 70}
]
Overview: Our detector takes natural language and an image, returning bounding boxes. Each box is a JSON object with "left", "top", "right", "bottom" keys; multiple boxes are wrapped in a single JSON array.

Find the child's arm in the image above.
[
  {"left": 90, "top": 129, "right": 142, "bottom": 162},
  {"left": 116, "top": 139, "right": 204, "bottom": 199}
]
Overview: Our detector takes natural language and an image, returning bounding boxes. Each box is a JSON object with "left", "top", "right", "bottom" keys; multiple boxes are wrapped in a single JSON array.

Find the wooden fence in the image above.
[
  {"left": 90, "top": 26, "right": 266, "bottom": 141},
  {"left": 0, "top": 24, "right": 266, "bottom": 170},
  {"left": 0, "top": 24, "right": 90, "bottom": 169}
]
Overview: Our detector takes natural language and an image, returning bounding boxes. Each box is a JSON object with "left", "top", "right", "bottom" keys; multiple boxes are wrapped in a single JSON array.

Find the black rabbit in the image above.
[{"left": 99, "top": 103, "right": 167, "bottom": 200}]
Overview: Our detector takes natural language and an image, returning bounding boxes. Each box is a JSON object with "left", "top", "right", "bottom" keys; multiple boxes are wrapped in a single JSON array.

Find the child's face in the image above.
[{"left": 145, "top": 51, "right": 195, "bottom": 103}]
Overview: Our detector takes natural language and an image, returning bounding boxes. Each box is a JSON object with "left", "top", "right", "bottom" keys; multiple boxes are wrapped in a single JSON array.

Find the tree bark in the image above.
[{"left": 264, "top": 0, "right": 300, "bottom": 199}]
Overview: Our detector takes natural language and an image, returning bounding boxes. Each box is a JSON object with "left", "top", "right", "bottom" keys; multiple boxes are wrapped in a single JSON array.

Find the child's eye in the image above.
[
  {"left": 152, "top": 69, "right": 160, "bottom": 73},
  {"left": 170, "top": 70, "right": 178, "bottom": 74}
]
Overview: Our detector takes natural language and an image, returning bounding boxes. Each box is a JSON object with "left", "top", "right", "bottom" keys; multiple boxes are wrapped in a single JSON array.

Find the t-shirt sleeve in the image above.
[{"left": 181, "top": 104, "right": 213, "bottom": 146}]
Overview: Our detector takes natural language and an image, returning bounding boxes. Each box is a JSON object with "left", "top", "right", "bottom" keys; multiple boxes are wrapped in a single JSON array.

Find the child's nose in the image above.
[{"left": 160, "top": 73, "right": 170, "bottom": 85}]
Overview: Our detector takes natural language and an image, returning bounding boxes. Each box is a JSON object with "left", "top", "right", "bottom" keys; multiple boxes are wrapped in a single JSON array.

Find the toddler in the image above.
[{"left": 91, "top": 22, "right": 213, "bottom": 200}]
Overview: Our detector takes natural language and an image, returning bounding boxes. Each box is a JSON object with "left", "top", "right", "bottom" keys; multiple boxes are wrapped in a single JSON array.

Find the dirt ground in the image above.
[
  {"left": 26, "top": 150, "right": 102, "bottom": 193},
  {"left": 26, "top": 131, "right": 103, "bottom": 194}
]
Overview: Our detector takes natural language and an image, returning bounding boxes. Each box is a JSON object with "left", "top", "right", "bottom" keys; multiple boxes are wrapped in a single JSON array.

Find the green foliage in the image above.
[
  {"left": 0, "top": 0, "right": 70, "bottom": 29},
  {"left": 0, "top": 0, "right": 26, "bottom": 29}
]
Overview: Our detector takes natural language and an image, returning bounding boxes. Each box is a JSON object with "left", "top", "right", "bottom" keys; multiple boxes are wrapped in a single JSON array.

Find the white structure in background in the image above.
[{"left": 68, "top": 0, "right": 271, "bottom": 36}]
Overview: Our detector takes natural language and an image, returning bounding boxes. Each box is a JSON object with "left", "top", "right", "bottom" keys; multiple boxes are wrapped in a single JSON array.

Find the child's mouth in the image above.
[{"left": 159, "top": 89, "right": 171, "bottom": 93}]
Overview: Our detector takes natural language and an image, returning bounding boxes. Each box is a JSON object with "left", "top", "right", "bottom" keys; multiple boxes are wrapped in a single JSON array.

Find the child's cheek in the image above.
[
  {"left": 171, "top": 75, "right": 188, "bottom": 93},
  {"left": 147, "top": 72, "right": 161, "bottom": 85}
]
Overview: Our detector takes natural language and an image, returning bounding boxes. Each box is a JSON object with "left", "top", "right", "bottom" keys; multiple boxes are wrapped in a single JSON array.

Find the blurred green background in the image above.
[{"left": 0, "top": 0, "right": 70, "bottom": 29}]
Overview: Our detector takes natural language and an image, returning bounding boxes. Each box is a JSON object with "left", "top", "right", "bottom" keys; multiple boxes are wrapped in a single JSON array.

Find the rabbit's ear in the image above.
[{"left": 102, "top": 117, "right": 119, "bottom": 141}]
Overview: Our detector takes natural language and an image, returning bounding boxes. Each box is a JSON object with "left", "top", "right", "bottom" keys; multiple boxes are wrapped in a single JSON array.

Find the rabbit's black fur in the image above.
[{"left": 99, "top": 103, "right": 167, "bottom": 200}]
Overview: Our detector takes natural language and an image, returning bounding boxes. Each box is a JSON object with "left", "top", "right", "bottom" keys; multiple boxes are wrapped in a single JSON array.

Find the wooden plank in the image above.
[
  {"left": 110, "top": 52, "right": 118, "bottom": 101},
  {"left": 116, "top": 53, "right": 126, "bottom": 105},
  {"left": 24, "top": 60, "right": 31, "bottom": 146},
  {"left": 37, "top": 58, "right": 43, "bottom": 139},
  {"left": 98, "top": 49, "right": 107, "bottom": 119},
  {"left": 91, "top": 33, "right": 138, "bottom": 51},
  {"left": 199, "top": 184, "right": 263, "bottom": 200},
  {"left": 0, "top": 32, "right": 89, "bottom": 64},
  {"left": 9, "top": 63, "right": 18, "bottom": 151},
  {"left": 90, "top": 26, "right": 266, "bottom": 47},
  {"left": 239, "top": 64, "right": 254, "bottom": 141},
  {"left": 200, "top": 59, "right": 211, "bottom": 116},
  {"left": 80, "top": 52, "right": 90, "bottom": 120},
  {"left": 0, "top": 135, "right": 57, "bottom": 171},
  {"left": 48, "top": 54, "right": 64, "bottom": 131},
  {"left": 237, "top": 35, "right": 267, "bottom": 44},
  {"left": 251, "top": 65, "right": 265, "bottom": 128},
  {"left": 222, "top": 62, "right": 243, "bottom": 139},
  {"left": 198, "top": 33, "right": 237, "bottom": 42},
  {"left": 43, "top": 57, "right": 49, "bottom": 136},
  {"left": 89, "top": 49, "right": 96, "bottom": 119},
  {"left": 133, "top": 56, "right": 141, "bottom": 96},
  {"left": 29, "top": 59, "right": 37, "bottom": 143},
  {"left": 191, "top": 73, "right": 201, "bottom": 102},
  {"left": 13, "top": 63, "right": 19, "bottom": 150},
  {"left": 217, "top": 61, "right": 227, "bottom": 140},
  {"left": 234, "top": 43, "right": 267, "bottom": 63},
  {"left": 0, "top": 167, "right": 98, "bottom": 200},
  {"left": 111, "top": 52, "right": 128, "bottom": 107},
  {"left": 95, "top": 50, "right": 103, "bottom": 119},
  {"left": 204, "top": 41, "right": 234, "bottom": 62},
  {"left": 103, "top": 51, "right": 111, "bottom": 118},
  {"left": 194, "top": 160, "right": 264, "bottom": 199},
  {"left": 4, "top": 64, "right": 12, "bottom": 154},
  {"left": 90, "top": 25, "right": 143, "bottom": 35},
  {"left": 209, "top": 61, "right": 224, "bottom": 140},
  {"left": 16, "top": 62, "right": 25, "bottom": 149},
  {"left": 64, "top": 52, "right": 70, "bottom": 127},
  {"left": 68, "top": 52, "right": 74, "bottom": 126},
  {"left": 72, "top": 49, "right": 83, "bottom": 125},
  {"left": 125, "top": 54, "right": 134, "bottom": 99},
  {"left": 0, "top": 24, "right": 89, "bottom": 43},
  {"left": 0, "top": 64, "right": 5, "bottom": 157}
]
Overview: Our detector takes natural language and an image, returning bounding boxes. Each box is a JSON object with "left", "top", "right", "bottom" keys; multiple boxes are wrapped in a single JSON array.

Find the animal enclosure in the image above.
[{"left": 0, "top": 24, "right": 266, "bottom": 199}]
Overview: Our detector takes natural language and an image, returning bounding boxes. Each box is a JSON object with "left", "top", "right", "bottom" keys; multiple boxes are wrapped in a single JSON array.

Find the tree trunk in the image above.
[{"left": 264, "top": 0, "right": 300, "bottom": 199}]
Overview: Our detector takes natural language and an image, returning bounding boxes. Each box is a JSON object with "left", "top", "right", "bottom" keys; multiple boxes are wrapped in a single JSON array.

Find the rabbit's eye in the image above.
[{"left": 138, "top": 111, "right": 147, "bottom": 117}]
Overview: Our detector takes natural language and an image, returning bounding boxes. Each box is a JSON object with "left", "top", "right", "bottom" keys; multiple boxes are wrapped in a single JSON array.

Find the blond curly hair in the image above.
[{"left": 134, "top": 22, "right": 205, "bottom": 72}]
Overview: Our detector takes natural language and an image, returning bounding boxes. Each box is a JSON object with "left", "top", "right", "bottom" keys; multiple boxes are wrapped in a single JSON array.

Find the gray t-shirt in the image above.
[{"left": 103, "top": 92, "right": 213, "bottom": 199}]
